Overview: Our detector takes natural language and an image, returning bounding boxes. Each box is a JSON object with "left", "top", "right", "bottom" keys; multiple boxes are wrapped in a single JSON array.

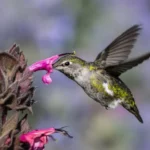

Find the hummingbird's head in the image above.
[{"left": 53, "top": 54, "right": 86, "bottom": 79}]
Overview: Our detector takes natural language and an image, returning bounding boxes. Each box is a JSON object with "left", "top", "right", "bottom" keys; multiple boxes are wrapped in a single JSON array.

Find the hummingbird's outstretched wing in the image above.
[
  {"left": 105, "top": 52, "right": 150, "bottom": 76},
  {"left": 95, "top": 25, "right": 141, "bottom": 68}
]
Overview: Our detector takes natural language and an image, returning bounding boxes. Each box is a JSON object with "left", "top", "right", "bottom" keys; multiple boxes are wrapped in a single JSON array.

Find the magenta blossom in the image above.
[
  {"left": 19, "top": 127, "right": 72, "bottom": 150},
  {"left": 28, "top": 53, "right": 73, "bottom": 84}
]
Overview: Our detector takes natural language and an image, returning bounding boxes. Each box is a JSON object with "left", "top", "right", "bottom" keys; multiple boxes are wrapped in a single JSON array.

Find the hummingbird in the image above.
[{"left": 53, "top": 25, "right": 150, "bottom": 123}]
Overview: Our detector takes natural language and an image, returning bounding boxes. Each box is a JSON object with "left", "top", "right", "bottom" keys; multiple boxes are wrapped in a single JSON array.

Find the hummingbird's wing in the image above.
[
  {"left": 95, "top": 25, "right": 141, "bottom": 68},
  {"left": 105, "top": 52, "right": 150, "bottom": 76}
]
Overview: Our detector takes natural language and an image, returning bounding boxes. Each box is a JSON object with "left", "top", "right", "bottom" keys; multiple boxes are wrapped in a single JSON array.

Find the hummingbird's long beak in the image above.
[
  {"left": 58, "top": 52, "right": 74, "bottom": 57},
  {"left": 52, "top": 52, "right": 75, "bottom": 68},
  {"left": 52, "top": 62, "right": 58, "bottom": 68}
]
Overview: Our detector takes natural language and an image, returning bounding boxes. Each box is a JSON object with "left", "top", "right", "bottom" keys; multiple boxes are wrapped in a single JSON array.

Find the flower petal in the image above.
[
  {"left": 42, "top": 73, "right": 52, "bottom": 84},
  {"left": 19, "top": 127, "right": 72, "bottom": 149},
  {"left": 28, "top": 53, "right": 74, "bottom": 84}
]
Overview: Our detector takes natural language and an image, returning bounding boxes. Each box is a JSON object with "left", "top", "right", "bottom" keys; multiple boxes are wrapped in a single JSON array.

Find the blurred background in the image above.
[{"left": 0, "top": 0, "right": 150, "bottom": 150}]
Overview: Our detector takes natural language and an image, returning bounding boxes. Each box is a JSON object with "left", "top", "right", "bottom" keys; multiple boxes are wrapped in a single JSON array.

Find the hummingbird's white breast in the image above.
[{"left": 74, "top": 67, "right": 91, "bottom": 86}]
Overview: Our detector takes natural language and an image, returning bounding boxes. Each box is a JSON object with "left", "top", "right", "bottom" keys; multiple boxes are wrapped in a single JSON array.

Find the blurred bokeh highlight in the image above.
[{"left": 0, "top": 0, "right": 150, "bottom": 150}]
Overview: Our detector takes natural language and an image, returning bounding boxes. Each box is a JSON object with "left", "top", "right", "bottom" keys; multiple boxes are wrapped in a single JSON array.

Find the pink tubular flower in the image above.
[
  {"left": 28, "top": 53, "right": 73, "bottom": 84},
  {"left": 19, "top": 127, "right": 73, "bottom": 150}
]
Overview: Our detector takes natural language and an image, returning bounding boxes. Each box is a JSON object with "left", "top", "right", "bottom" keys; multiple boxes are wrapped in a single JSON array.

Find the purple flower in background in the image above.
[{"left": 28, "top": 53, "right": 73, "bottom": 84}]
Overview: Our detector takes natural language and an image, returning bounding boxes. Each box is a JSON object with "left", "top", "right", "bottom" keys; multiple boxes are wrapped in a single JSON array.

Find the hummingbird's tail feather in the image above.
[
  {"left": 134, "top": 110, "right": 143, "bottom": 123},
  {"left": 106, "top": 52, "right": 150, "bottom": 76},
  {"left": 122, "top": 103, "right": 143, "bottom": 123}
]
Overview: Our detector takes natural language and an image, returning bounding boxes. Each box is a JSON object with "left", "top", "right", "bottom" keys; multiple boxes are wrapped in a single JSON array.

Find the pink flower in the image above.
[
  {"left": 28, "top": 53, "right": 73, "bottom": 84},
  {"left": 19, "top": 127, "right": 72, "bottom": 150}
]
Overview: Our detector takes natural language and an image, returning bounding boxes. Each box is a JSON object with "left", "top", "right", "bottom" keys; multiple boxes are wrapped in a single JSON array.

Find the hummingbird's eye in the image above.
[{"left": 64, "top": 61, "right": 70, "bottom": 66}]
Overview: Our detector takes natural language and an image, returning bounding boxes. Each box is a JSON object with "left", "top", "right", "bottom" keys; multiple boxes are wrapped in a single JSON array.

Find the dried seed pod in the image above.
[
  {"left": 0, "top": 45, "right": 35, "bottom": 125},
  {"left": 0, "top": 112, "right": 19, "bottom": 148},
  {"left": 0, "top": 113, "right": 30, "bottom": 150},
  {"left": 0, "top": 44, "right": 35, "bottom": 149}
]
